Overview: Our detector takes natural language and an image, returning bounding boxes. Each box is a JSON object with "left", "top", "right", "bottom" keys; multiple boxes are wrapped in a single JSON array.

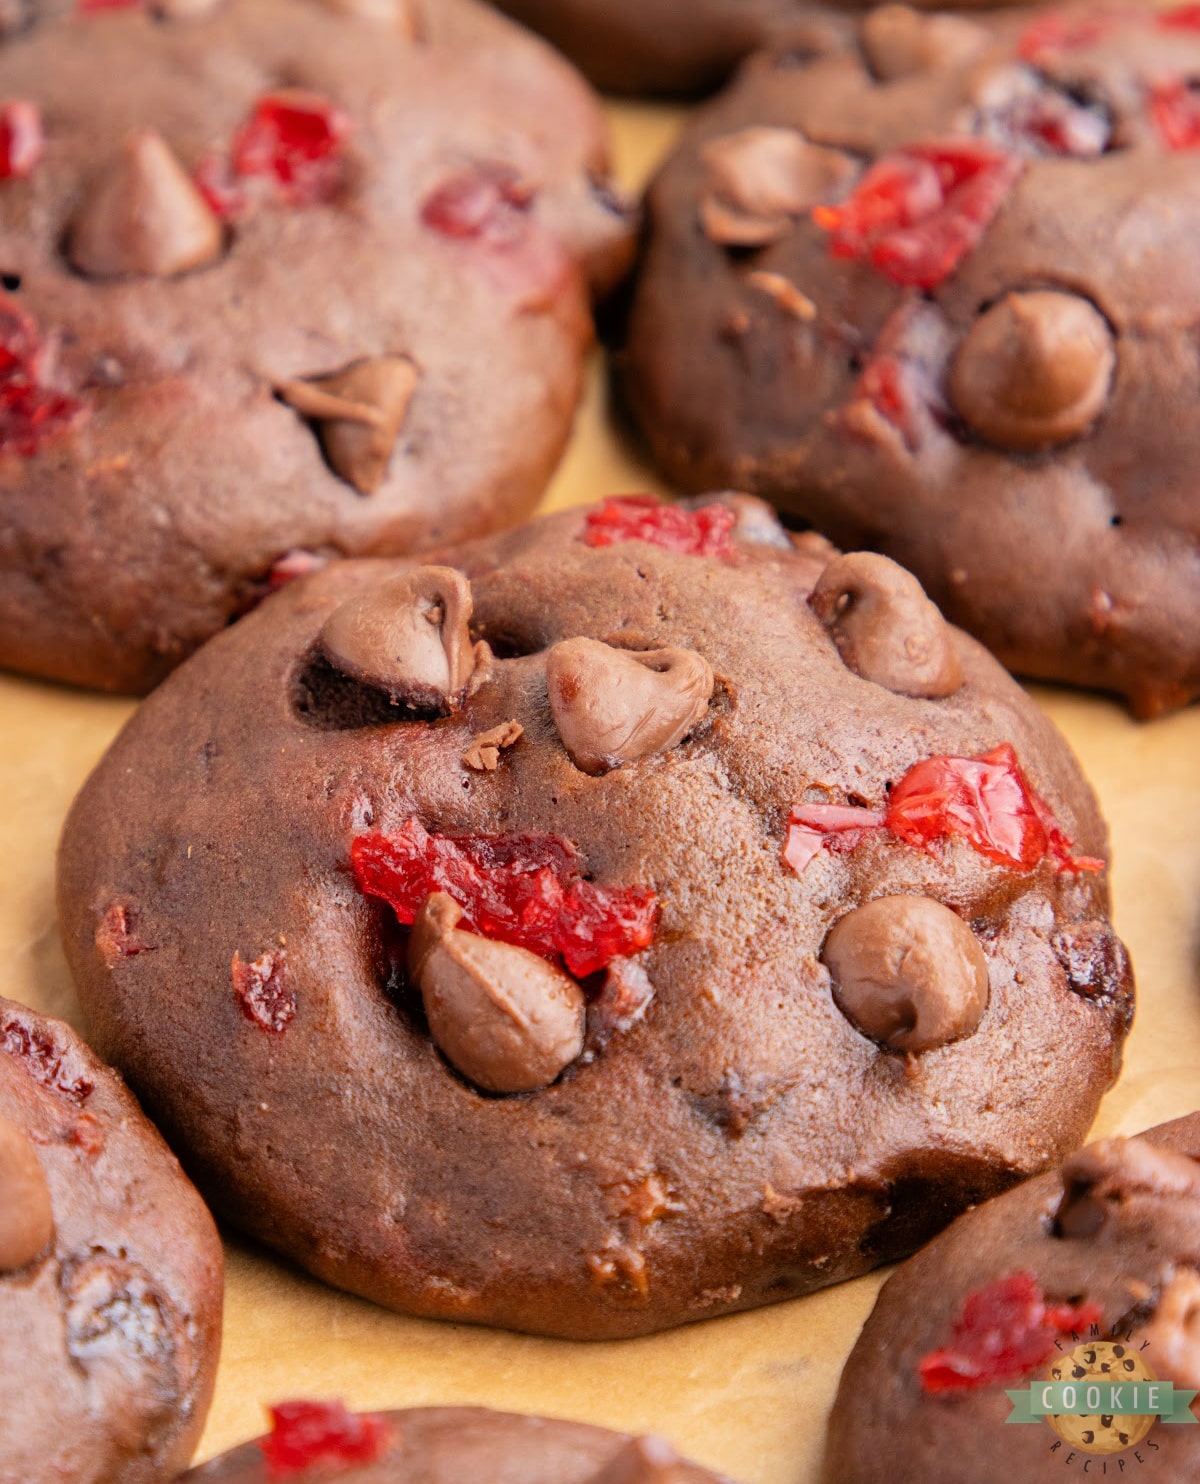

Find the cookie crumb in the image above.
[{"left": 463, "top": 718, "right": 523, "bottom": 771}]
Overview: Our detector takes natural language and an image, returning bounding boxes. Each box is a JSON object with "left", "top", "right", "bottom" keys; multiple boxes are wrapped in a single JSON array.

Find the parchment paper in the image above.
[{"left": 2, "top": 99, "right": 1199, "bottom": 1484}]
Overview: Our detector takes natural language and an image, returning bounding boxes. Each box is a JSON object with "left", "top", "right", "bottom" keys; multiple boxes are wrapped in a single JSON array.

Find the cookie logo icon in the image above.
[{"left": 1045, "top": 1343, "right": 1157, "bottom": 1455}]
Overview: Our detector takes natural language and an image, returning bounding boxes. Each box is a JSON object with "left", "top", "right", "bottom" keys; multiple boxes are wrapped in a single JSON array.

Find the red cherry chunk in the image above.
[
  {"left": 96, "top": 903, "right": 155, "bottom": 966},
  {"left": 1, "top": 1018, "right": 93, "bottom": 1104},
  {"left": 885, "top": 743, "right": 1104, "bottom": 873},
  {"left": 812, "top": 141, "right": 1023, "bottom": 290},
  {"left": 0, "top": 101, "right": 43, "bottom": 180},
  {"left": 232, "top": 92, "right": 350, "bottom": 203},
  {"left": 582, "top": 495, "right": 737, "bottom": 560},
  {"left": 1017, "top": 12, "right": 1117, "bottom": 62},
  {"left": 0, "top": 294, "right": 83, "bottom": 456},
  {"left": 268, "top": 550, "right": 329, "bottom": 590},
  {"left": 1158, "top": 3, "right": 1200, "bottom": 32},
  {"left": 784, "top": 803, "right": 884, "bottom": 876},
  {"left": 918, "top": 1273, "right": 1102, "bottom": 1393},
  {"left": 260, "top": 1400, "right": 393, "bottom": 1478},
  {"left": 351, "top": 819, "right": 658, "bottom": 978},
  {"left": 421, "top": 163, "right": 534, "bottom": 244},
  {"left": 1150, "top": 79, "right": 1200, "bottom": 151},
  {"left": 783, "top": 744, "right": 1103, "bottom": 876},
  {"left": 232, "top": 949, "right": 295, "bottom": 1033}
]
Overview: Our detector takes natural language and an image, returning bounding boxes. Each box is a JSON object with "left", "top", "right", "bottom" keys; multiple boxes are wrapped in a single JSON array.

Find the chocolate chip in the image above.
[
  {"left": 810, "top": 552, "right": 962, "bottom": 698},
  {"left": 68, "top": 128, "right": 223, "bottom": 280},
  {"left": 949, "top": 291, "right": 1115, "bottom": 451},
  {"left": 1054, "top": 1137, "right": 1200, "bottom": 1240},
  {"left": 545, "top": 638, "right": 714, "bottom": 776},
  {"left": 0, "top": 1114, "right": 53, "bottom": 1272},
  {"left": 823, "top": 895, "right": 989, "bottom": 1053},
  {"left": 699, "top": 127, "right": 856, "bottom": 247},
  {"left": 318, "top": 565, "right": 484, "bottom": 710},
  {"left": 408, "top": 894, "right": 585, "bottom": 1094},
  {"left": 862, "top": 5, "right": 989, "bottom": 81},
  {"left": 586, "top": 1435, "right": 686, "bottom": 1484},
  {"left": 276, "top": 356, "right": 418, "bottom": 495}
]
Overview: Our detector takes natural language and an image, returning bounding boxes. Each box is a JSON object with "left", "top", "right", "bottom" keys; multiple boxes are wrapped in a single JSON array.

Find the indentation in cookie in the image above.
[
  {"left": 545, "top": 637, "right": 714, "bottom": 776},
  {"left": 0, "top": 1113, "right": 54, "bottom": 1273},
  {"left": 809, "top": 551, "right": 962, "bottom": 698},
  {"left": 0, "top": 99, "right": 43, "bottom": 181},
  {"left": 950, "top": 290, "right": 1114, "bottom": 452},
  {"left": 822, "top": 894, "right": 989, "bottom": 1053},
  {"left": 407, "top": 892, "right": 586, "bottom": 1094},
  {"left": 317, "top": 566, "right": 484, "bottom": 709},
  {"left": 62, "top": 1250, "right": 188, "bottom": 1447},
  {"left": 861, "top": 6, "right": 989, "bottom": 81},
  {"left": 292, "top": 653, "right": 431, "bottom": 730},
  {"left": 231, "top": 947, "right": 294, "bottom": 1033},
  {"left": 68, "top": 128, "right": 224, "bottom": 280},
  {"left": 699, "top": 126, "right": 857, "bottom": 247}
]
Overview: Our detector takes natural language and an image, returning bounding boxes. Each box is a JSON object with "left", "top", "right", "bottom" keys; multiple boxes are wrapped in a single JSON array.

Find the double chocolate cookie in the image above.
[
  {"left": 490, "top": 0, "right": 1018, "bottom": 97},
  {"left": 0, "top": 0, "right": 633, "bottom": 694},
  {"left": 0, "top": 995, "right": 223, "bottom": 1483},
  {"left": 58, "top": 494, "right": 1132, "bottom": 1338},
  {"left": 825, "top": 1115, "right": 1200, "bottom": 1482},
  {"left": 183, "top": 1404, "right": 726, "bottom": 1482},
  {"left": 624, "top": 3, "right": 1200, "bottom": 716}
]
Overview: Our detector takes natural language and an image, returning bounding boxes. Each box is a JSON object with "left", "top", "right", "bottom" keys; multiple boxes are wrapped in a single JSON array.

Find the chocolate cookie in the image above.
[
  {"left": 0, "top": 0, "right": 633, "bottom": 694},
  {"left": 623, "top": 3, "right": 1200, "bottom": 717},
  {"left": 182, "top": 1403, "right": 726, "bottom": 1482},
  {"left": 489, "top": 0, "right": 1019, "bottom": 97},
  {"left": 57, "top": 493, "right": 1132, "bottom": 1339},
  {"left": 0, "top": 995, "right": 223, "bottom": 1483},
  {"left": 824, "top": 1114, "right": 1200, "bottom": 1482}
]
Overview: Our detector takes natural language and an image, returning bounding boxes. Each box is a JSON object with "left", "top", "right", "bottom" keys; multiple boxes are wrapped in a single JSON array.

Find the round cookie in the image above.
[
  {"left": 824, "top": 1114, "right": 1200, "bottom": 1482},
  {"left": 0, "top": 0, "right": 634, "bottom": 694},
  {"left": 489, "top": 0, "right": 1020, "bottom": 97},
  {"left": 623, "top": 3, "right": 1200, "bottom": 717},
  {"left": 0, "top": 995, "right": 223, "bottom": 1483},
  {"left": 182, "top": 1403, "right": 726, "bottom": 1482},
  {"left": 57, "top": 493, "right": 1132, "bottom": 1339}
]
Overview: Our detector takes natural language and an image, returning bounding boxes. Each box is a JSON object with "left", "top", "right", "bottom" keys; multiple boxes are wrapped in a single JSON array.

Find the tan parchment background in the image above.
[{"left": 2, "top": 101, "right": 1200, "bottom": 1484}]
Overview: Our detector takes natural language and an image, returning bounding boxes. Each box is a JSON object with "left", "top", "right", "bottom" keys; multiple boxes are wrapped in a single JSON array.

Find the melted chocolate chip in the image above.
[
  {"left": 318, "top": 565, "right": 484, "bottom": 710},
  {"left": 862, "top": 5, "right": 989, "bottom": 81},
  {"left": 69, "top": 129, "right": 223, "bottom": 280},
  {"left": 810, "top": 551, "right": 962, "bottom": 698},
  {"left": 699, "top": 127, "right": 856, "bottom": 247},
  {"left": 950, "top": 291, "right": 1115, "bottom": 451},
  {"left": 545, "top": 637, "right": 714, "bottom": 776},
  {"left": 275, "top": 355, "right": 417, "bottom": 495},
  {"left": 823, "top": 895, "right": 989, "bottom": 1053},
  {"left": 408, "top": 893, "right": 585, "bottom": 1094}
]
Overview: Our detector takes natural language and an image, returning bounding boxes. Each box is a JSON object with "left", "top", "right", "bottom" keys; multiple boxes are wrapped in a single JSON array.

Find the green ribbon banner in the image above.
[{"left": 1006, "top": 1380, "right": 1199, "bottom": 1425}]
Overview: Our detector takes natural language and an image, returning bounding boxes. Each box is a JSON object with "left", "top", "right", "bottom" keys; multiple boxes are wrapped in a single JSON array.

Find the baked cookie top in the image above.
[
  {"left": 182, "top": 1404, "right": 727, "bottom": 1482},
  {"left": 825, "top": 1114, "right": 1200, "bottom": 1483},
  {"left": 624, "top": 3, "right": 1200, "bottom": 716},
  {"left": 0, "top": 0, "right": 633, "bottom": 693},
  {"left": 58, "top": 494, "right": 1131, "bottom": 1338},
  {"left": 489, "top": 0, "right": 1018, "bottom": 96},
  {"left": 0, "top": 995, "right": 223, "bottom": 1484}
]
